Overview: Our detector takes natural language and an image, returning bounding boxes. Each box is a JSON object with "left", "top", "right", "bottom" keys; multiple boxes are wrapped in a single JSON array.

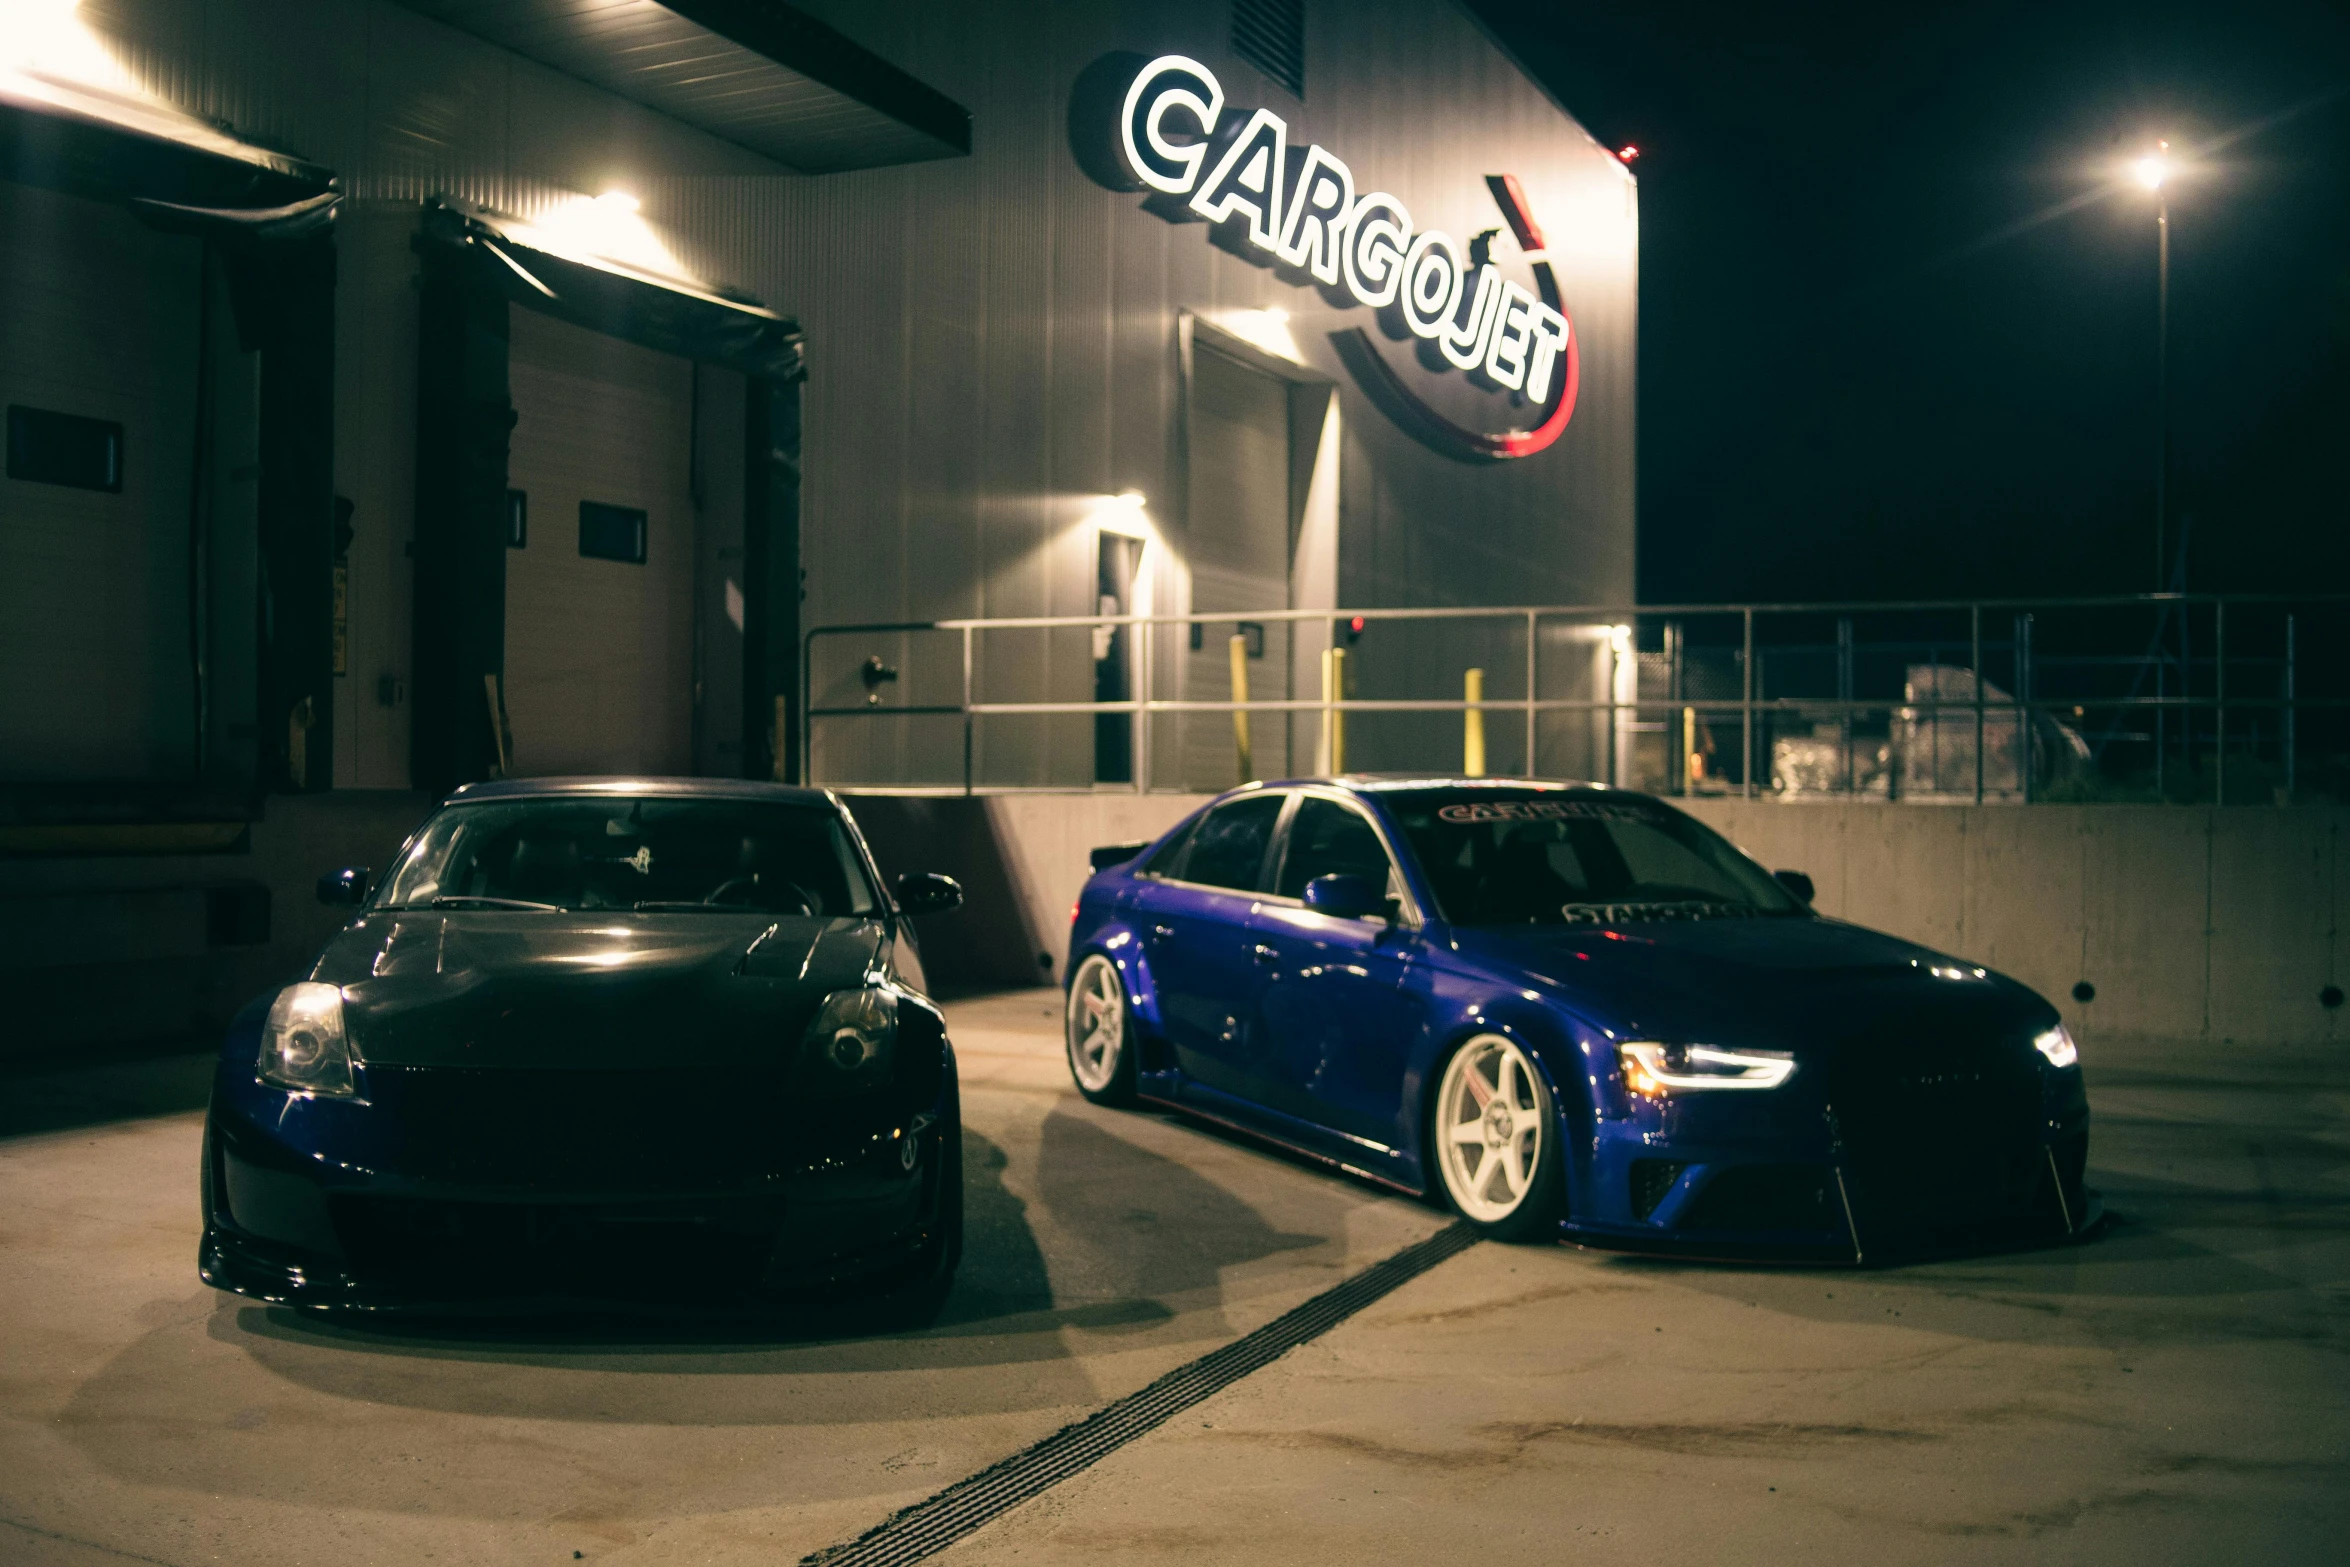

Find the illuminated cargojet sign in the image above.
[{"left": 1117, "top": 54, "right": 1578, "bottom": 460}]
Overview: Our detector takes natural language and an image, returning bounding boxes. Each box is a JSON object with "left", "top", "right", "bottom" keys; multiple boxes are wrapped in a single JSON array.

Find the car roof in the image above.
[
  {"left": 1261, "top": 775, "right": 1630, "bottom": 796},
  {"left": 442, "top": 776, "right": 842, "bottom": 809}
]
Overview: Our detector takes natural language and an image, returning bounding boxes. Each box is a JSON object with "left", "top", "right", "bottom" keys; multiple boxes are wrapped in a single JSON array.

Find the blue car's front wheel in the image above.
[{"left": 1432, "top": 1034, "right": 1565, "bottom": 1241}]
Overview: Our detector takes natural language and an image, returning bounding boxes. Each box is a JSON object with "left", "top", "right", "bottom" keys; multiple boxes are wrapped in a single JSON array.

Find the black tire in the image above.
[
  {"left": 1427, "top": 1033, "right": 1567, "bottom": 1243},
  {"left": 871, "top": 1115, "right": 963, "bottom": 1330},
  {"left": 1065, "top": 953, "right": 1140, "bottom": 1107}
]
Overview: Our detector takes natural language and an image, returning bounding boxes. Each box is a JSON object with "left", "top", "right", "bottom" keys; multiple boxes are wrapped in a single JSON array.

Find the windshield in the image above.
[
  {"left": 1380, "top": 790, "right": 1804, "bottom": 926},
  {"left": 377, "top": 798, "right": 881, "bottom": 916}
]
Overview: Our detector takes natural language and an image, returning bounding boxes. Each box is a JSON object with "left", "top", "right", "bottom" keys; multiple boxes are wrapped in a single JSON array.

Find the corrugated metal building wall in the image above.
[{"left": 55, "top": 0, "right": 1635, "bottom": 792}]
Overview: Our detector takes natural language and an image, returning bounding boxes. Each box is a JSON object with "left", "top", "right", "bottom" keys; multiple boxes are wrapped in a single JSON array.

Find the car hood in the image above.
[
  {"left": 1444, "top": 915, "right": 2050, "bottom": 1049},
  {"left": 310, "top": 911, "right": 888, "bottom": 1069}
]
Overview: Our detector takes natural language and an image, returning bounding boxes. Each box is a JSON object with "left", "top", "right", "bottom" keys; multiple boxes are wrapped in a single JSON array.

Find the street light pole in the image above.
[
  {"left": 2154, "top": 185, "right": 2169, "bottom": 591},
  {"left": 2135, "top": 140, "right": 2174, "bottom": 592}
]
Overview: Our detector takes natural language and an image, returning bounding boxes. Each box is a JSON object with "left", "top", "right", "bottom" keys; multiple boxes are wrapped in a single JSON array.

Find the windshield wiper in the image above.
[
  {"left": 631, "top": 900, "right": 763, "bottom": 912},
  {"left": 424, "top": 895, "right": 566, "bottom": 911}
]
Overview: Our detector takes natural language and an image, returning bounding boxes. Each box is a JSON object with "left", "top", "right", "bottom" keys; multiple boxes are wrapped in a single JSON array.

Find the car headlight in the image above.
[
  {"left": 797, "top": 985, "right": 898, "bottom": 1097},
  {"left": 1618, "top": 1041, "right": 1796, "bottom": 1094},
  {"left": 2032, "top": 1024, "right": 2079, "bottom": 1069},
  {"left": 258, "top": 982, "right": 355, "bottom": 1096}
]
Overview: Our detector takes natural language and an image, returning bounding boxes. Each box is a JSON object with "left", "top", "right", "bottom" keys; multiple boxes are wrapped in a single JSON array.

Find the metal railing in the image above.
[{"left": 803, "top": 594, "right": 2348, "bottom": 804}]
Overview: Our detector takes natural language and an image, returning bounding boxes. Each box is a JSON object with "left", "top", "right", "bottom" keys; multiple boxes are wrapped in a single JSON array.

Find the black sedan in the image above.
[{"left": 199, "top": 778, "right": 965, "bottom": 1315}]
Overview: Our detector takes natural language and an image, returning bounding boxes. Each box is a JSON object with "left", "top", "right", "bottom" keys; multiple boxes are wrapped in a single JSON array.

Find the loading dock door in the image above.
[
  {"left": 0, "top": 179, "right": 202, "bottom": 781},
  {"left": 1184, "top": 346, "right": 1294, "bottom": 787},
  {"left": 504, "top": 307, "right": 695, "bottom": 778}
]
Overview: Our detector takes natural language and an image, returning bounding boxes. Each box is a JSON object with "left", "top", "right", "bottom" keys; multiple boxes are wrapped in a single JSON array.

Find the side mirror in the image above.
[
  {"left": 895, "top": 871, "right": 964, "bottom": 916},
  {"left": 317, "top": 867, "right": 371, "bottom": 907},
  {"left": 1302, "top": 872, "right": 1383, "bottom": 921},
  {"left": 1773, "top": 869, "right": 1815, "bottom": 905}
]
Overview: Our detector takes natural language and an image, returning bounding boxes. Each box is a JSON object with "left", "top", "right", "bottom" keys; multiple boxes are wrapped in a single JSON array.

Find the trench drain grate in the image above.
[{"left": 802, "top": 1220, "right": 1481, "bottom": 1566}]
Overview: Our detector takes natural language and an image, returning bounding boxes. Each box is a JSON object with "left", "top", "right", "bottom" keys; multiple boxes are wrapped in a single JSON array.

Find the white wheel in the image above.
[
  {"left": 1066, "top": 954, "right": 1135, "bottom": 1103},
  {"left": 1434, "top": 1034, "right": 1557, "bottom": 1229}
]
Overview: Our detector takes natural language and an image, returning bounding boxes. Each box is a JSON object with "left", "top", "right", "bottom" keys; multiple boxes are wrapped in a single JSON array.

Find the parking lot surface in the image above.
[{"left": 2, "top": 993, "right": 2345, "bottom": 1565}]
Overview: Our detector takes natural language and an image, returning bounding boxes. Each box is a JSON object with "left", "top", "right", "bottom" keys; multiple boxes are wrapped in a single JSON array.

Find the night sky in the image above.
[{"left": 1467, "top": 0, "right": 2350, "bottom": 606}]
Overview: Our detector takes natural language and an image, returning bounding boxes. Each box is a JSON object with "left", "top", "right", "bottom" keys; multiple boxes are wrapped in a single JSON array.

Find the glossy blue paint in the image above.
[{"left": 1067, "top": 779, "right": 2094, "bottom": 1257}]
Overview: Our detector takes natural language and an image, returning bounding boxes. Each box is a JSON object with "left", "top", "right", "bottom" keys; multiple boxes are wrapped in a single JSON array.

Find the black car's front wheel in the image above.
[
  {"left": 1431, "top": 1033, "right": 1565, "bottom": 1242},
  {"left": 868, "top": 1113, "right": 963, "bottom": 1329},
  {"left": 1065, "top": 953, "right": 1138, "bottom": 1106}
]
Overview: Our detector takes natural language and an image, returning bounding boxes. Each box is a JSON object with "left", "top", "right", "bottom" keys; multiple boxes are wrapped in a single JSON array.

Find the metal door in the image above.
[
  {"left": 0, "top": 179, "right": 202, "bottom": 781},
  {"left": 1183, "top": 347, "right": 1293, "bottom": 788},
  {"left": 504, "top": 307, "right": 694, "bottom": 777}
]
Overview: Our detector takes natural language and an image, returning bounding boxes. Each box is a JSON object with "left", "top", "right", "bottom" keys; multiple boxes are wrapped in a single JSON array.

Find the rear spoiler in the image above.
[{"left": 1089, "top": 841, "right": 1148, "bottom": 872}]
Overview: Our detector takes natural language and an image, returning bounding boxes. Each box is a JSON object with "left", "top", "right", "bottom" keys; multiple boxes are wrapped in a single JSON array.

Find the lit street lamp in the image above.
[{"left": 2136, "top": 141, "right": 2172, "bottom": 591}]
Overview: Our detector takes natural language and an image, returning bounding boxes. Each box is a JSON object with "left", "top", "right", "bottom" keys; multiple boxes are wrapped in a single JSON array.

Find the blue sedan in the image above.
[{"left": 1064, "top": 778, "right": 2093, "bottom": 1260}]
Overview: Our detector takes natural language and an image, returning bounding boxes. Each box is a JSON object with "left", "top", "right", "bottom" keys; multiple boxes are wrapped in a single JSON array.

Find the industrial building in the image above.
[{"left": 0, "top": 0, "right": 1635, "bottom": 1040}]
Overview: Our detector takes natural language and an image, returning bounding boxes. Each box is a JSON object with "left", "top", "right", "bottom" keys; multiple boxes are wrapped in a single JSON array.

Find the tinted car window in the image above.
[
  {"left": 1179, "top": 794, "right": 1285, "bottom": 891},
  {"left": 1142, "top": 817, "right": 1196, "bottom": 877},
  {"left": 1275, "top": 797, "right": 1399, "bottom": 901},
  {"left": 1382, "top": 790, "right": 1799, "bottom": 925},
  {"left": 378, "top": 799, "right": 879, "bottom": 916}
]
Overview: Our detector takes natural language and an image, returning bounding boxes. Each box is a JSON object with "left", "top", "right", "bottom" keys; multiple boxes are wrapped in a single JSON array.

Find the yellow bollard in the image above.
[
  {"left": 481, "top": 676, "right": 512, "bottom": 779},
  {"left": 1229, "top": 633, "right": 1254, "bottom": 783},
  {"left": 1464, "top": 667, "right": 1485, "bottom": 777},
  {"left": 1321, "top": 645, "right": 1347, "bottom": 775}
]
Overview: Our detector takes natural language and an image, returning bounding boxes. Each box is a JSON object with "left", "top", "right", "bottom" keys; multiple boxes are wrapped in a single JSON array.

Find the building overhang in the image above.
[
  {"left": 393, "top": 0, "right": 971, "bottom": 174},
  {"left": 0, "top": 63, "right": 335, "bottom": 214},
  {"left": 422, "top": 197, "right": 806, "bottom": 381}
]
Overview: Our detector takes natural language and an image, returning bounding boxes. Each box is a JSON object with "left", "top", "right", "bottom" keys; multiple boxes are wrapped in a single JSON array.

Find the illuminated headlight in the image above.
[
  {"left": 2032, "top": 1024, "right": 2079, "bottom": 1069},
  {"left": 1618, "top": 1041, "right": 1796, "bottom": 1095},
  {"left": 258, "top": 983, "right": 355, "bottom": 1096},
  {"left": 797, "top": 986, "right": 898, "bottom": 1096}
]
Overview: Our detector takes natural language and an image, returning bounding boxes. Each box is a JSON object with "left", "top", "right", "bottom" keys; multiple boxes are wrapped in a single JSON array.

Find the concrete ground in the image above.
[{"left": 1, "top": 994, "right": 2343, "bottom": 1566}]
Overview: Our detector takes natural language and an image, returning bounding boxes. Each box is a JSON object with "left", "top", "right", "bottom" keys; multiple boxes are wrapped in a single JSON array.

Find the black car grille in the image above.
[
  {"left": 359, "top": 1066, "right": 794, "bottom": 1188},
  {"left": 1827, "top": 1035, "right": 2044, "bottom": 1238},
  {"left": 333, "top": 1194, "right": 785, "bottom": 1298}
]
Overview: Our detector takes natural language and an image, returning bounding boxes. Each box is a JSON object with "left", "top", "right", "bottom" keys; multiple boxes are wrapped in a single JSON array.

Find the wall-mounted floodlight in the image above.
[
  {"left": 5, "top": 0, "right": 135, "bottom": 90},
  {"left": 1095, "top": 491, "right": 1152, "bottom": 540},
  {"left": 1213, "top": 307, "right": 1306, "bottom": 364},
  {"left": 513, "top": 187, "right": 684, "bottom": 282}
]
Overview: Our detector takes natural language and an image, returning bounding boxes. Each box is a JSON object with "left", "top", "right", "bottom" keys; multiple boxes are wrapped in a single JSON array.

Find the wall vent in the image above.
[{"left": 1232, "top": 0, "right": 1304, "bottom": 99}]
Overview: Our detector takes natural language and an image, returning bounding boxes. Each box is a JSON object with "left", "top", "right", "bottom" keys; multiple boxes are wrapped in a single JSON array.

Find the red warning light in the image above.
[
  {"left": 1349, "top": 616, "right": 1366, "bottom": 633},
  {"left": 1617, "top": 145, "right": 1640, "bottom": 164}
]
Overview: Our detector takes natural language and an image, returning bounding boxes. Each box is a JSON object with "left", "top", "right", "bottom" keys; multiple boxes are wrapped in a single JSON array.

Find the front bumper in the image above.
[
  {"left": 1563, "top": 1053, "right": 2095, "bottom": 1262},
  {"left": 200, "top": 1061, "right": 957, "bottom": 1313}
]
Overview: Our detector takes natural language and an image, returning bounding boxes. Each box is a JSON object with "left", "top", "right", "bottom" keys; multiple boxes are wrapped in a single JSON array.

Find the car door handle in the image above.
[{"left": 1252, "top": 943, "right": 1279, "bottom": 964}]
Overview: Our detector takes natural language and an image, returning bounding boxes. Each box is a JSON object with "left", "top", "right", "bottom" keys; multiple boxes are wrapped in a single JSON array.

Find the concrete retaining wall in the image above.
[
  {"left": 1678, "top": 801, "right": 2346, "bottom": 1048},
  {"left": 846, "top": 791, "right": 2347, "bottom": 1046},
  {"left": 847, "top": 793, "right": 1207, "bottom": 993},
  {"left": 13, "top": 789, "right": 2330, "bottom": 1056}
]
